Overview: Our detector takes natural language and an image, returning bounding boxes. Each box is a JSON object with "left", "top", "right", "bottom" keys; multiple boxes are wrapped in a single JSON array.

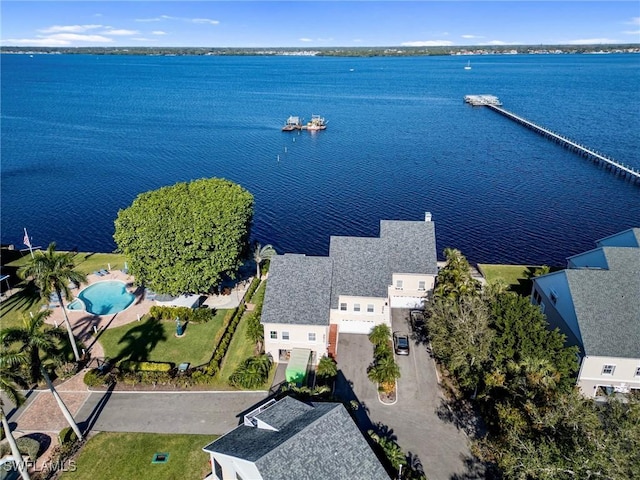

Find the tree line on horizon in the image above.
[{"left": 2, "top": 44, "right": 638, "bottom": 57}]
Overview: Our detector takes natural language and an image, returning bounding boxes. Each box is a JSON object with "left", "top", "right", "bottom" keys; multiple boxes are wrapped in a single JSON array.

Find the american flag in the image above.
[{"left": 23, "top": 228, "right": 31, "bottom": 248}]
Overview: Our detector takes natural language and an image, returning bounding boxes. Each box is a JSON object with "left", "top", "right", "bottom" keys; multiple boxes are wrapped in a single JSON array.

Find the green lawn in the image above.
[
  {"left": 99, "top": 310, "right": 228, "bottom": 367},
  {"left": 60, "top": 432, "right": 215, "bottom": 480},
  {"left": 5, "top": 251, "right": 127, "bottom": 274},
  {"left": 477, "top": 264, "right": 541, "bottom": 296},
  {"left": 218, "top": 310, "right": 256, "bottom": 381}
]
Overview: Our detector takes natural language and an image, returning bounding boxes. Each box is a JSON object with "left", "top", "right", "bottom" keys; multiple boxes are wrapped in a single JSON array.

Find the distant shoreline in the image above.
[{"left": 2, "top": 44, "right": 639, "bottom": 57}]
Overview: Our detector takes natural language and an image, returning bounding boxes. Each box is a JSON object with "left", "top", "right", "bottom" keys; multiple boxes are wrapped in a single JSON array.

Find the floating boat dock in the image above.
[
  {"left": 282, "top": 114, "right": 327, "bottom": 131},
  {"left": 465, "top": 95, "right": 640, "bottom": 185}
]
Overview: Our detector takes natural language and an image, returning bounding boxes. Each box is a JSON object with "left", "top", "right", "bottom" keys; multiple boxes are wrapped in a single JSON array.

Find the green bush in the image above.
[
  {"left": 0, "top": 436, "right": 41, "bottom": 461},
  {"left": 59, "top": 427, "right": 78, "bottom": 446},
  {"left": 119, "top": 360, "right": 174, "bottom": 372},
  {"left": 244, "top": 276, "right": 260, "bottom": 302},
  {"left": 83, "top": 369, "right": 105, "bottom": 387},
  {"left": 148, "top": 305, "right": 214, "bottom": 324},
  {"left": 55, "top": 362, "right": 78, "bottom": 380}
]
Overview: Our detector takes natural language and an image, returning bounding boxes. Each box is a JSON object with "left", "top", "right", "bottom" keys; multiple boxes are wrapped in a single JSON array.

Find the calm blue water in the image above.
[
  {"left": 2, "top": 54, "right": 639, "bottom": 266},
  {"left": 76, "top": 280, "right": 135, "bottom": 315}
]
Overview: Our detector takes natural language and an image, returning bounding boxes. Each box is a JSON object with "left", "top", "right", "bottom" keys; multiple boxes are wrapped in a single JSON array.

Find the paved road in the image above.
[
  {"left": 335, "top": 310, "right": 478, "bottom": 480},
  {"left": 75, "top": 390, "right": 269, "bottom": 435}
]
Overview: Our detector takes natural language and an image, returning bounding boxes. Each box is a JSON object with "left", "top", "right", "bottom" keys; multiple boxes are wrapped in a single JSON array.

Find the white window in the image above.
[
  {"left": 339, "top": 302, "right": 347, "bottom": 311},
  {"left": 539, "top": 301, "right": 546, "bottom": 314},
  {"left": 395, "top": 280, "right": 403, "bottom": 290},
  {"left": 550, "top": 289, "right": 558, "bottom": 305},
  {"left": 214, "top": 459, "right": 223, "bottom": 479},
  {"left": 602, "top": 364, "right": 615, "bottom": 375},
  {"left": 635, "top": 366, "right": 640, "bottom": 377},
  {"left": 354, "top": 303, "right": 360, "bottom": 312},
  {"left": 367, "top": 304, "right": 374, "bottom": 313},
  {"left": 270, "top": 331, "right": 277, "bottom": 339},
  {"left": 282, "top": 331, "right": 290, "bottom": 340},
  {"left": 418, "top": 280, "right": 426, "bottom": 291},
  {"left": 308, "top": 332, "right": 316, "bottom": 342}
]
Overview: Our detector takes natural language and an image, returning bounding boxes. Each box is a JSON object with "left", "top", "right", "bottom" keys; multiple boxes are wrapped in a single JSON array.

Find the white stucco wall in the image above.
[
  {"left": 577, "top": 355, "right": 640, "bottom": 397},
  {"left": 262, "top": 323, "right": 328, "bottom": 364},
  {"left": 209, "top": 452, "right": 263, "bottom": 480},
  {"left": 388, "top": 273, "right": 434, "bottom": 308},
  {"left": 330, "top": 295, "right": 389, "bottom": 334}
]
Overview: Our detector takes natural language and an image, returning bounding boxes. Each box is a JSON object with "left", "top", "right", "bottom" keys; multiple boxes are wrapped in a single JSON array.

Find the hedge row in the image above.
[
  {"left": 119, "top": 360, "right": 174, "bottom": 372},
  {"left": 244, "top": 276, "right": 261, "bottom": 304},
  {"left": 148, "top": 305, "right": 214, "bottom": 324}
]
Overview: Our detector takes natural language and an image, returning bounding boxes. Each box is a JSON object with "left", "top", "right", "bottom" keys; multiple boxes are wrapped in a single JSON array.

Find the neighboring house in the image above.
[
  {"left": 202, "top": 395, "right": 389, "bottom": 480},
  {"left": 531, "top": 228, "right": 640, "bottom": 397},
  {"left": 261, "top": 213, "right": 438, "bottom": 364}
]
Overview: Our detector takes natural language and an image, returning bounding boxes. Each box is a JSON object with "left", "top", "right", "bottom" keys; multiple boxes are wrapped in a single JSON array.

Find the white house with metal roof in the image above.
[
  {"left": 261, "top": 213, "right": 438, "bottom": 364},
  {"left": 202, "top": 396, "right": 389, "bottom": 480},
  {"left": 531, "top": 228, "right": 640, "bottom": 397}
]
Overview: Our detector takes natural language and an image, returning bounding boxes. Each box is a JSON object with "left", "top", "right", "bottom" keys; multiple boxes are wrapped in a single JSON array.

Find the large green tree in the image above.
[
  {"left": 18, "top": 243, "right": 87, "bottom": 362},
  {"left": 427, "top": 296, "right": 494, "bottom": 395},
  {"left": 114, "top": 178, "right": 254, "bottom": 295}
]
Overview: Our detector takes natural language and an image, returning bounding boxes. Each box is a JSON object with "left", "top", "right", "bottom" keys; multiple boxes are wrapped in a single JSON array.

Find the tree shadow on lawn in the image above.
[
  {"left": 114, "top": 319, "right": 167, "bottom": 362},
  {"left": 0, "top": 280, "right": 42, "bottom": 315}
]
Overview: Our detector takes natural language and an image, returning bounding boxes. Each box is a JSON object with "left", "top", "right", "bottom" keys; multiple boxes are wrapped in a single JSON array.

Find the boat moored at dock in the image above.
[
  {"left": 281, "top": 114, "right": 328, "bottom": 131},
  {"left": 282, "top": 116, "right": 302, "bottom": 131}
]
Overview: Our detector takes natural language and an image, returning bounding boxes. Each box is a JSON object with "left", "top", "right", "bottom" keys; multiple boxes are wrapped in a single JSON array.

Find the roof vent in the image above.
[{"left": 424, "top": 212, "right": 432, "bottom": 222}]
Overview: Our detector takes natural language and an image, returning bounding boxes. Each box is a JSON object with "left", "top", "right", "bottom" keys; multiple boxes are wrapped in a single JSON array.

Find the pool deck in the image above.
[{"left": 43, "top": 270, "right": 252, "bottom": 360}]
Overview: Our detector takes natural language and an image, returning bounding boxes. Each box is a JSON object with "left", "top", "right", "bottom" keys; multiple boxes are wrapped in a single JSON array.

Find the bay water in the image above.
[{"left": 2, "top": 53, "right": 639, "bottom": 265}]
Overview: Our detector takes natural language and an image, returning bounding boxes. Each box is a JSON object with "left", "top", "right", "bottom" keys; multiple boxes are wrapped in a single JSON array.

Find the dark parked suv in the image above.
[{"left": 393, "top": 332, "right": 410, "bottom": 355}]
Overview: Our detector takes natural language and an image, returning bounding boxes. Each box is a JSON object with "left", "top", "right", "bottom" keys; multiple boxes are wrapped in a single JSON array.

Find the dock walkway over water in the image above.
[{"left": 465, "top": 95, "right": 640, "bottom": 185}]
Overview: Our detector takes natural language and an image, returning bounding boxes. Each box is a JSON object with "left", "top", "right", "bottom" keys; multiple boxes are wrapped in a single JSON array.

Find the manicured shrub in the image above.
[
  {"left": 55, "top": 362, "right": 78, "bottom": 380},
  {"left": 0, "top": 436, "right": 41, "bottom": 461},
  {"left": 58, "top": 427, "right": 78, "bottom": 446},
  {"left": 148, "top": 305, "right": 213, "bottom": 324},
  {"left": 119, "top": 360, "right": 174, "bottom": 372},
  {"left": 83, "top": 369, "right": 104, "bottom": 387}
]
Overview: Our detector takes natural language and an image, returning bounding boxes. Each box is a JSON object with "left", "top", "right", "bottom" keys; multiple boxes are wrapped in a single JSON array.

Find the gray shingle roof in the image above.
[
  {"left": 329, "top": 219, "right": 437, "bottom": 308},
  {"left": 565, "top": 246, "right": 640, "bottom": 358},
  {"left": 261, "top": 254, "right": 333, "bottom": 326},
  {"left": 203, "top": 396, "right": 389, "bottom": 480}
]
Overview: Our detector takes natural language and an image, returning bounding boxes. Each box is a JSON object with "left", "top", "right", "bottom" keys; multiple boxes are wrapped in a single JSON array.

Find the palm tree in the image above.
[
  {"left": 367, "top": 355, "right": 401, "bottom": 387},
  {"left": 316, "top": 355, "right": 338, "bottom": 380},
  {"left": 253, "top": 242, "right": 276, "bottom": 280},
  {"left": 229, "top": 354, "right": 272, "bottom": 389},
  {"left": 1, "top": 310, "right": 64, "bottom": 385},
  {"left": 0, "top": 349, "right": 32, "bottom": 480},
  {"left": 368, "top": 323, "right": 391, "bottom": 346},
  {"left": 1, "top": 312, "right": 83, "bottom": 441},
  {"left": 18, "top": 243, "right": 87, "bottom": 361},
  {"left": 368, "top": 430, "right": 406, "bottom": 471},
  {"left": 245, "top": 312, "right": 264, "bottom": 354}
]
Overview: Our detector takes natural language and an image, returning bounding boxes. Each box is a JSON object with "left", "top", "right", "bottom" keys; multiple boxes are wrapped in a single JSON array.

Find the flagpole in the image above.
[{"left": 23, "top": 227, "right": 34, "bottom": 259}]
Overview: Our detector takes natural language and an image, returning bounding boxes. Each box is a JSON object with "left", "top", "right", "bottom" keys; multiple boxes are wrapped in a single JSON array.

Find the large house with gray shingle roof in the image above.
[
  {"left": 261, "top": 213, "right": 437, "bottom": 364},
  {"left": 531, "top": 228, "right": 640, "bottom": 397},
  {"left": 202, "top": 396, "right": 389, "bottom": 480}
]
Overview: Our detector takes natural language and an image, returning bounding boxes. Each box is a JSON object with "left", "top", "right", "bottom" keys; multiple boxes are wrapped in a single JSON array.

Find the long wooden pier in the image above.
[{"left": 464, "top": 95, "right": 640, "bottom": 185}]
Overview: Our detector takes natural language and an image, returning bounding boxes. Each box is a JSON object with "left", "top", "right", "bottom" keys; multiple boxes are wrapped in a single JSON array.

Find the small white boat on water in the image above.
[
  {"left": 464, "top": 60, "right": 472, "bottom": 70},
  {"left": 304, "top": 114, "right": 328, "bottom": 131}
]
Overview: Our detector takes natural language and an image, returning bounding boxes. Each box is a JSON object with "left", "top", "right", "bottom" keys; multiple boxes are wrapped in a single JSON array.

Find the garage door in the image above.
[
  {"left": 333, "top": 318, "right": 376, "bottom": 334},
  {"left": 390, "top": 296, "right": 424, "bottom": 309}
]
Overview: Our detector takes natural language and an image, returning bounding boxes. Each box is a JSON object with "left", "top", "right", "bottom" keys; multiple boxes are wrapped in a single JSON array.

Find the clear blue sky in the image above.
[{"left": 2, "top": 1, "right": 639, "bottom": 48}]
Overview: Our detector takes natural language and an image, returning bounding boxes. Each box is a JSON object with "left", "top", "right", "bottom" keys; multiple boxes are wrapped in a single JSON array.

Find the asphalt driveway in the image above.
[{"left": 335, "top": 309, "right": 476, "bottom": 480}]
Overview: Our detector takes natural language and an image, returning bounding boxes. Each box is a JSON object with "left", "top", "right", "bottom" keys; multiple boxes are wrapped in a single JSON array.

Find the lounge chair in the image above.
[
  {"left": 93, "top": 271, "right": 104, "bottom": 277},
  {"left": 98, "top": 269, "right": 109, "bottom": 276}
]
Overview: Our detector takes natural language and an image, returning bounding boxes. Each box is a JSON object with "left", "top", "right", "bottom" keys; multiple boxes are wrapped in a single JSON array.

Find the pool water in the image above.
[{"left": 75, "top": 281, "right": 135, "bottom": 315}]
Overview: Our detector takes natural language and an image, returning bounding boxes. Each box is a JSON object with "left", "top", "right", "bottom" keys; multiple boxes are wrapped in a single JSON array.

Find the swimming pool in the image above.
[{"left": 71, "top": 281, "right": 135, "bottom": 315}]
